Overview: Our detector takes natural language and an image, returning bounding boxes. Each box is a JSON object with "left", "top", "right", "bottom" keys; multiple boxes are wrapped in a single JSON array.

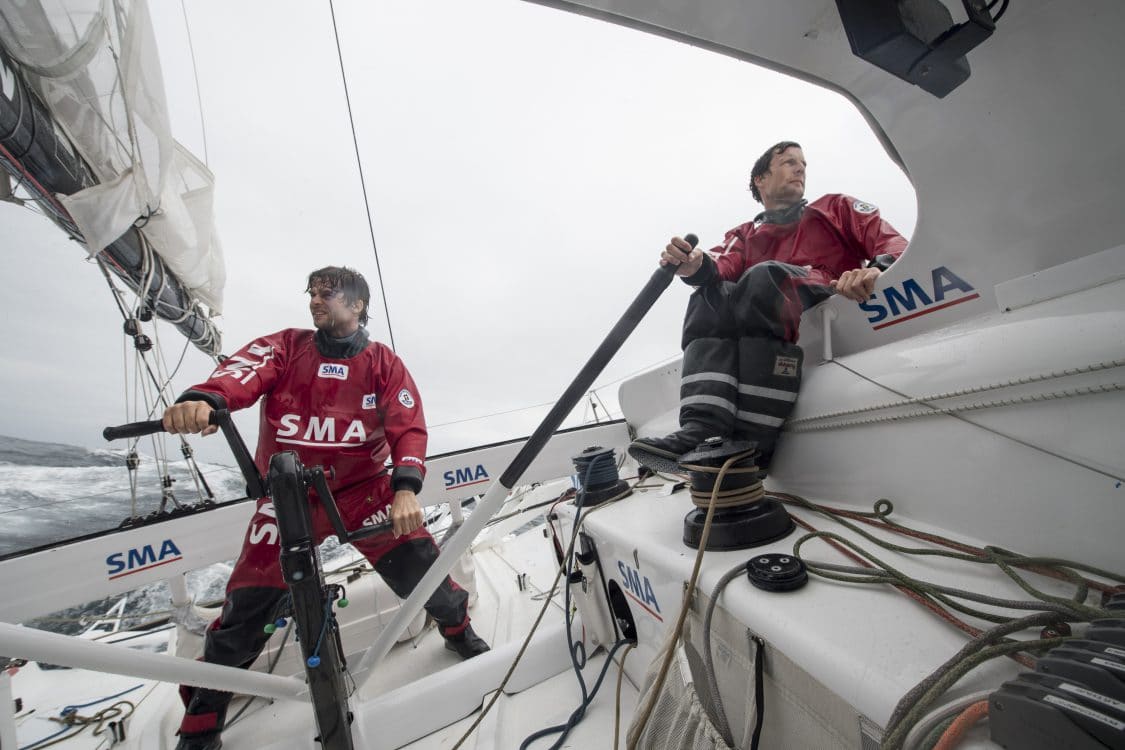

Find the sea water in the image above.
[
  {"left": 1, "top": 434, "right": 453, "bottom": 634},
  {"left": 2, "top": 433, "right": 247, "bottom": 633}
]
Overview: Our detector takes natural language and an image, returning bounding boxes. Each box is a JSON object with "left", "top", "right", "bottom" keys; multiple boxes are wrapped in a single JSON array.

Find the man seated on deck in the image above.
[
  {"left": 163, "top": 266, "right": 489, "bottom": 750},
  {"left": 629, "top": 141, "right": 908, "bottom": 474}
]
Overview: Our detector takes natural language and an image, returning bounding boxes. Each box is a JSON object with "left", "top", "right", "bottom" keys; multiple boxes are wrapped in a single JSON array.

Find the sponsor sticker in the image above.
[
  {"left": 398, "top": 388, "right": 416, "bottom": 408},
  {"left": 852, "top": 199, "right": 877, "bottom": 214},
  {"left": 318, "top": 363, "right": 349, "bottom": 380},
  {"left": 774, "top": 356, "right": 799, "bottom": 377},
  {"left": 362, "top": 393, "right": 378, "bottom": 409}
]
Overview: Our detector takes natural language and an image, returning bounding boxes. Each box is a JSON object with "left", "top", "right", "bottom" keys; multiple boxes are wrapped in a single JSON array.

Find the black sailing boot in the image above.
[
  {"left": 628, "top": 338, "right": 737, "bottom": 474},
  {"left": 175, "top": 688, "right": 229, "bottom": 750},
  {"left": 444, "top": 624, "right": 491, "bottom": 659},
  {"left": 732, "top": 336, "right": 803, "bottom": 475},
  {"left": 176, "top": 733, "right": 222, "bottom": 750}
]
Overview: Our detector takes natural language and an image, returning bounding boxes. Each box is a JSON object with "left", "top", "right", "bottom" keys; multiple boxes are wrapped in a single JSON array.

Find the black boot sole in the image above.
[{"left": 627, "top": 441, "right": 686, "bottom": 474}]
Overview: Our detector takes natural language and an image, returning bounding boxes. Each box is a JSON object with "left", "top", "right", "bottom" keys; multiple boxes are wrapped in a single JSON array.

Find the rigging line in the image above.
[
  {"left": 826, "top": 358, "right": 1125, "bottom": 485},
  {"left": 99, "top": 259, "right": 210, "bottom": 502},
  {"left": 426, "top": 399, "right": 557, "bottom": 429},
  {"left": 590, "top": 352, "right": 682, "bottom": 393},
  {"left": 788, "top": 357, "right": 1125, "bottom": 426},
  {"left": 179, "top": 0, "right": 209, "bottom": 166},
  {"left": 429, "top": 366, "right": 665, "bottom": 430},
  {"left": 327, "top": 0, "right": 396, "bottom": 352}
]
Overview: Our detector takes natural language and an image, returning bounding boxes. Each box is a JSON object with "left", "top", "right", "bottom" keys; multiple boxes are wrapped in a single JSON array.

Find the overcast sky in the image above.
[{"left": 1, "top": 0, "right": 916, "bottom": 466}]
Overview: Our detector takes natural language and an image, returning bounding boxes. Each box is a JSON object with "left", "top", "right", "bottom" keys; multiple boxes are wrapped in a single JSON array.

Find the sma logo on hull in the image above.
[
  {"left": 617, "top": 560, "right": 662, "bottom": 620},
  {"left": 443, "top": 464, "right": 490, "bottom": 490},
  {"left": 106, "top": 538, "right": 183, "bottom": 579},
  {"left": 861, "top": 266, "right": 979, "bottom": 330}
]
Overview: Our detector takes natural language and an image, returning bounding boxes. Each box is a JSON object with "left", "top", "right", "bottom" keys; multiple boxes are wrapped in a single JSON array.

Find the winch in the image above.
[{"left": 679, "top": 437, "right": 794, "bottom": 550}]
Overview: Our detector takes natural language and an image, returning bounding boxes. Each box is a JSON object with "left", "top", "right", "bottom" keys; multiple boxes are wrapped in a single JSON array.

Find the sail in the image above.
[{"left": 0, "top": 0, "right": 223, "bottom": 352}]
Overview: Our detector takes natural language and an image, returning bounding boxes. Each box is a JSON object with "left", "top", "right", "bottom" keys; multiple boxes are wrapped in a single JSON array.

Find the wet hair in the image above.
[
  {"left": 749, "top": 141, "right": 802, "bottom": 203},
  {"left": 305, "top": 266, "right": 371, "bottom": 327}
]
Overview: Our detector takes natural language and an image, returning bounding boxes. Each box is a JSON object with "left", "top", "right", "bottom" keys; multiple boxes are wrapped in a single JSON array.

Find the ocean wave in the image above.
[
  {"left": 0, "top": 456, "right": 247, "bottom": 557},
  {"left": 0, "top": 434, "right": 124, "bottom": 468}
]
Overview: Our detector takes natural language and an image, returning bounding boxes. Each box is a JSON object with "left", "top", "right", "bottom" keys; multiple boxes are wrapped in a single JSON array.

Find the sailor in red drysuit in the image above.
[
  {"left": 165, "top": 266, "right": 489, "bottom": 750},
  {"left": 629, "top": 141, "right": 908, "bottom": 472}
]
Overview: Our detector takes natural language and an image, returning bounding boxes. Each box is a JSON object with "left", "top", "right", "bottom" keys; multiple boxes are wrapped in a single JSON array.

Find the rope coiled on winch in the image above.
[
  {"left": 680, "top": 446, "right": 765, "bottom": 509},
  {"left": 572, "top": 447, "right": 620, "bottom": 491}
]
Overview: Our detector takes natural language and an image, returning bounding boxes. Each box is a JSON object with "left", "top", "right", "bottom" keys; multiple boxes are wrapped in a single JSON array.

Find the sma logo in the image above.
[
  {"left": 443, "top": 464, "right": 490, "bottom": 489},
  {"left": 617, "top": 561, "right": 662, "bottom": 619},
  {"left": 860, "top": 266, "right": 979, "bottom": 330},
  {"left": 106, "top": 538, "right": 183, "bottom": 579},
  {"left": 318, "top": 363, "right": 349, "bottom": 380}
]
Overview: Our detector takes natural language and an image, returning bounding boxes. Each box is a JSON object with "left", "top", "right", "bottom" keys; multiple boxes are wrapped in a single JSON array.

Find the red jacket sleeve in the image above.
[
  {"left": 373, "top": 346, "right": 428, "bottom": 491},
  {"left": 181, "top": 331, "right": 288, "bottom": 411},
  {"left": 837, "top": 194, "right": 908, "bottom": 261},
  {"left": 712, "top": 223, "right": 753, "bottom": 283}
]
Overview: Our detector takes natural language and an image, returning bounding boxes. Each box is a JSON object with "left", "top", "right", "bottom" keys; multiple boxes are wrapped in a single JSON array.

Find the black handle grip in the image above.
[
  {"left": 102, "top": 409, "right": 229, "bottom": 442},
  {"left": 684, "top": 233, "right": 699, "bottom": 248},
  {"left": 497, "top": 233, "right": 696, "bottom": 488},
  {"left": 103, "top": 419, "right": 164, "bottom": 441},
  {"left": 347, "top": 522, "right": 395, "bottom": 542}
]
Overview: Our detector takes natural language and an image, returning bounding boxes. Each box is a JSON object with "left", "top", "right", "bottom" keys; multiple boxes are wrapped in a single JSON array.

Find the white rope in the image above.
[
  {"left": 786, "top": 381, "right": 1125, "bottom": 433},
  {"left": 788, "top": 358, "right": 1125, "bottom": 427}
]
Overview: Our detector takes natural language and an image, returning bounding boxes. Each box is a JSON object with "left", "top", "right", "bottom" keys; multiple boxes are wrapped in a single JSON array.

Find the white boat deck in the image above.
[{"left": 9, "top": 508, "right": 641, "bottom": 750}]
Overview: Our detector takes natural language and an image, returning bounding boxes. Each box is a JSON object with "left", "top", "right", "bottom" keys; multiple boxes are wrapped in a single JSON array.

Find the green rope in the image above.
[
  {"left": 883, "top": 612, "right": 1068, "bottom": 750},
  {"left": 793, "top": 531, "right": 1108, "bottom": 623},
  {"left": 884, "top": 635, "right": 1065, "bottom": 749},
  {"left": 918, "top": 714, "right": 958, "bottom": 750},
  {"left": 769, "top": 493, "right": 1124, "bottom": 750},
  {"left": 806, "top": 561, "right": 1104, "bottom": 621},
  {"left": 778, "top": 495, "right": 1124, "bottom": 585}
]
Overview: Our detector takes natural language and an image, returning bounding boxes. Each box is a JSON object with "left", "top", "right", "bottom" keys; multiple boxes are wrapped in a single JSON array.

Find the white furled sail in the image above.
[{"left": 0, "top": 0, "right": 224, "bottom": 317}]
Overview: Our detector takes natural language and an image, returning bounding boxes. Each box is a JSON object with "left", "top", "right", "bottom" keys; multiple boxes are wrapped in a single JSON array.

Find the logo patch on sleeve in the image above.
[
  {"left": 774, "top": 356, "right": 800, "bottom": 377},
  {"left": 852, "top": 200, "right": 878, "bottom": 214},
  {"left": 318, "top": 363, "right": 349, "bottom": 380},
  {"left": 361, "top": 393, "right": 378, "bottom": 409},
  {"left": 398, "top": 388, "right": 416, "bottom": 408}
]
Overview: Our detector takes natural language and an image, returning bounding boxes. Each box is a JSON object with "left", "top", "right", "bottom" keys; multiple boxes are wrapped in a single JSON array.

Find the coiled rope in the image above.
[
  {"left": 19, "top": 683, "right": 142, "bottom": 750},
  {"left": 771, "top": 493, "right": 1123, "bottom": 748},
  {"left": 680, "top": 447, "right": 764, "bottom": 510}
]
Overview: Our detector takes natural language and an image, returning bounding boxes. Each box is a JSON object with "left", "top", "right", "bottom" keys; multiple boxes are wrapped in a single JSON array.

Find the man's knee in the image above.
[
  {"left": 682, "top": 283, "right": 737, "bottom": 347},
  {"left": 204, "top": 586, "right": 286, "bottom": 668},
  {"left": 729, "top": 261, "right": 808, "bottom": 336},
  {"left": 737, "top": 260, "right": 801, "bottom": 296},
  {"left": 372, "top": 536, "right": 440, "bottom": 597}
]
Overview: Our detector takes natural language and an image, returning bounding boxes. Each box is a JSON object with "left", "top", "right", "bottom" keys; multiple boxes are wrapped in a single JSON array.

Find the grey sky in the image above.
[{"left": 1, "top": 0, "right": 915, "bottom": 467}]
